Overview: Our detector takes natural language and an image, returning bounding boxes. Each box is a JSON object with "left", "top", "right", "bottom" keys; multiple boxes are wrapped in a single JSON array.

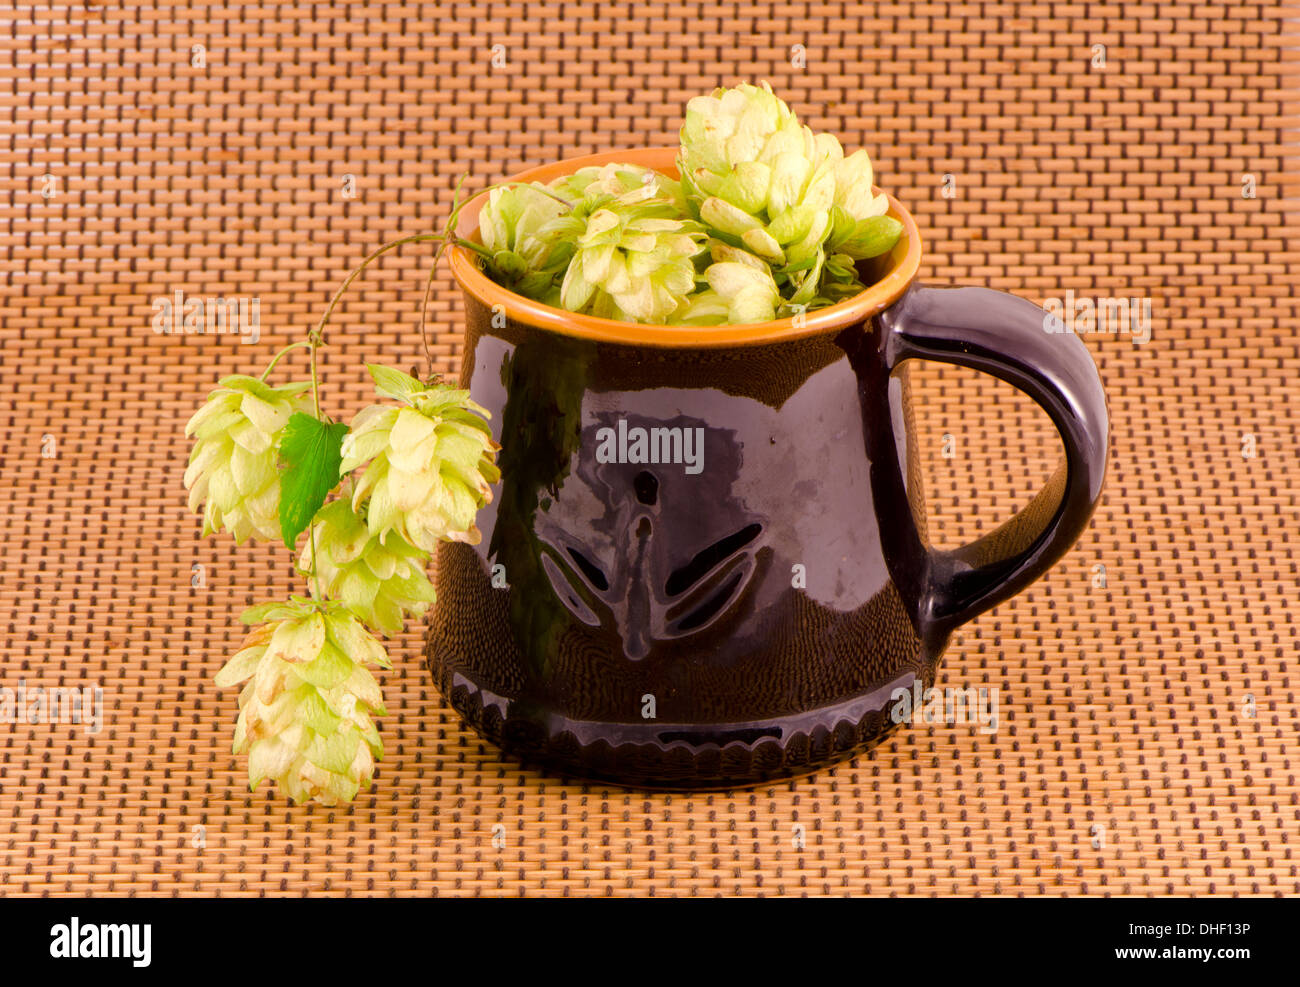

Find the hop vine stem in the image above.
[
  {"left": 264, "top": 177, "right": 556, "bottom": 592},
  {"left": 259, "top": 339, "right": 311, "bottom": 381},
  {"left": 309, "top": 525, "right": 323, "bottom": 602},
  {"left": 309, "top": 337, "right": 323, "bottom": 419},
  {"left": 309, "top": 231, "right": 448, "bottom": 407}
]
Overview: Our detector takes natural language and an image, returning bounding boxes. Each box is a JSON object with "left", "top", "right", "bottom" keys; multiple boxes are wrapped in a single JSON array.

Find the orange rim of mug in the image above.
[{"left": 448, "top": 147, "right": 923, "bottom": 349}]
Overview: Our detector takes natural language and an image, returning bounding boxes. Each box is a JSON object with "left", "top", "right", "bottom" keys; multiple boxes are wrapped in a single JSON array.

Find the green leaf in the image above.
[
  {"left": 277, "top": 413, "right": 349, "bottom": 549},
  {"left": 367, "top": 364, "right": 423, "bottom": 403}
]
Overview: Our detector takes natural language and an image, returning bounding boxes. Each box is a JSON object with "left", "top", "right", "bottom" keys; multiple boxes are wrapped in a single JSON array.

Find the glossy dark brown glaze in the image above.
[{"left": 426, "top": 283, "right": 1108, "bottom": 789}]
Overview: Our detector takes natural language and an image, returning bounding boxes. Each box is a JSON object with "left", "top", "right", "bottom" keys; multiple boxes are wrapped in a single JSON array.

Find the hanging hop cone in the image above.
[
  {"left": 299, "top": 499, "right": 436, "bottom": 637},
  {"left": 677, "top": 81, "right": 841, "bottom": 279},
  {"left": 340, "top": 366, "right": 501, "bottom": 552},
  {"left": 553, "top": 163, "right": 705, "bottom": 323},
  {"left": 184, "top": 375, "right": 313, "bottom": 544},
  {"left": 215, "top": 599, "right": 389, "bottom": 806}
]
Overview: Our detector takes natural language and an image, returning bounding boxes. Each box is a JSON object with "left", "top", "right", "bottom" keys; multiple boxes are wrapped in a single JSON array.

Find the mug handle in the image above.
[{"left": 878, "top": 283, "right": 1109, "bottom": 644}]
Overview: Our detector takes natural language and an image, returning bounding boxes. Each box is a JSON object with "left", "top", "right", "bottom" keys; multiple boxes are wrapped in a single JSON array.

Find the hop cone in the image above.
[
  {"left": 341, "top": 368, "right": 501, "bottom": 552},
  {"left": 677, "top": 81, "right": 840, "bottom": 273},
  {"left": 678, "top": 255, "right": 781, "bottom": 326},
  {"left": 555, "top": 164, "right": 705, "bottom": 323},
  {"left": 550, "top": 162, "right": 689, "bottom": 214},
  {"left": 826, "top": 148, "right": 902, "bottom": 261},
  {"left": 300, "top": 499, "right": 435, "bottom": 637},
  {"left": 184, "top": 375, "right": 312, "bottom": 544},
  {"left": 478, "top": 181, "right": 574, "bottom": 299},
  {"left": 215, "top": 599, "right": 389, "bottom": 806}
]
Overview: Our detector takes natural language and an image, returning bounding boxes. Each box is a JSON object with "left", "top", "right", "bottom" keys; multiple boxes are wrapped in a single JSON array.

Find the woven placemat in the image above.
[{"left": 2, "top": 2, "right": 1297, "bottom": 896}]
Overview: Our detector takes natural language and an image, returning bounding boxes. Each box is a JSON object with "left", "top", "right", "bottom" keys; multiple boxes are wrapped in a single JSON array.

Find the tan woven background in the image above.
[{"left": 2, "top": 2, "right": 1297, "bottom": 896}]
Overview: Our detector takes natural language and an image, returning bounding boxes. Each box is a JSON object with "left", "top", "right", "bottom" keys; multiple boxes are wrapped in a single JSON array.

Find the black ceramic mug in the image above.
[{"left": 428, "top": 148, "right": 1108, "bottom": 788}]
